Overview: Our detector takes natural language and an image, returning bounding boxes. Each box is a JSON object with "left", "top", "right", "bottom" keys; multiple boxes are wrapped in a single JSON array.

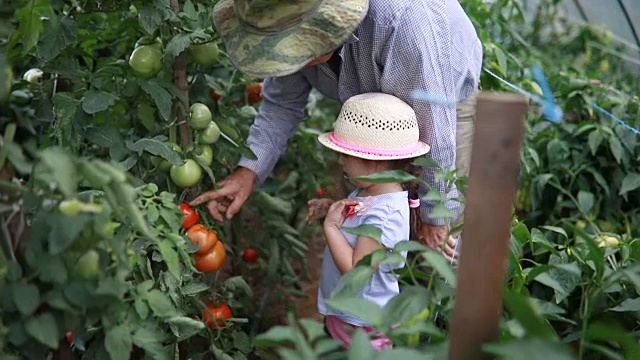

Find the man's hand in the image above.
[
  {"left": 189, "top": 167, "right": 257, "bottom": 222},
  {"left": 305, "top": 198, "right": 334, "bottom": 224},
  {"left": 416, "top": 224, "right": 459, "bottom": 265}
]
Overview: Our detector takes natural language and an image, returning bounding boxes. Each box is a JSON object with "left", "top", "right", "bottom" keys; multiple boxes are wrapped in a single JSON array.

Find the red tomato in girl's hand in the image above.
[
  {"left": 315, "top": 188, "right": 325, "bottom": 197},
  {"left": 66, "top": 331, "right": 73, "bottom": 344},
  {"left": 179, "top": 202, "right": 200, "bottom": 229},
  {"left": 242, "top": 247, "right": 258, "bottom": 263}
]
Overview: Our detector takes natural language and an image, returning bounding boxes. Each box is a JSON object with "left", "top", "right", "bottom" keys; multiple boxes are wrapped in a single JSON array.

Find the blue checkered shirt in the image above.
[{"left": 238, "top": 0, "right": 483, "bottom": 226}]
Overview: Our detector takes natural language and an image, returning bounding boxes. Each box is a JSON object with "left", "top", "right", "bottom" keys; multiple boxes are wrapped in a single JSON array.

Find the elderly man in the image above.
[{"left": 191, "top": 0, "right": 483, "bottom": 260}]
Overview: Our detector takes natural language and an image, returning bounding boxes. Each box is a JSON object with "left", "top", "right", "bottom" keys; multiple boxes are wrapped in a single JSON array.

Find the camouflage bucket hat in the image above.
[{"left": 212, "top": 0, "right": 369, "bottom": 79}]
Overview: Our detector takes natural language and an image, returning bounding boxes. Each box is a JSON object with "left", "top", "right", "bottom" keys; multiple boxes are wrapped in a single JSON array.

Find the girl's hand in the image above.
[
  {"left": 323, "top": 199, "right": 359, "bottom": 228},
  {"left": 305, "top": 198, "right": 335, "bottom": 224}
]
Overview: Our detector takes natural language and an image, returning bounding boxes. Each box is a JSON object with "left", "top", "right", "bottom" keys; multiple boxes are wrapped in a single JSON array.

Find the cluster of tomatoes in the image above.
[{"left": 179, "top": 203, "right": 235, "bottom": 328}]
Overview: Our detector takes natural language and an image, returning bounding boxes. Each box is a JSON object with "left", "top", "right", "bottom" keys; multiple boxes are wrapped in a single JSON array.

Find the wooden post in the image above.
[{"left": 448, "top": 92, "right": 528, "bottom": 360}]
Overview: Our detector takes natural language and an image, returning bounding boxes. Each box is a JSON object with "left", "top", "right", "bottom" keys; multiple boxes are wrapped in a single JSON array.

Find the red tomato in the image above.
[
  {"left": 186, "top": 224, "right": 219, "bottom": 255},
  {"left": 194, "top": 241, "right": 226, "bottom": 272},
  {"left": 179, "top": 202, "right": 200, "bottom": 229},
  {"left": 232, "top": 98, "right": 242, "bottom": 106},
  {"left": 203, "top": 303, "right": 233, "bottom": 328},
  {"left": 210, "top": 89, "right": 222, "bottom": 101},
  {"left": 241, "top": 247, "right": 258, "bottom": 263},
  {"left": 315, "top": 188, "right": 325, "bottom": 197},
  {"left": 66, "top": 331, "right": 73, "bottom": 344},
  {"left": 246, "top": 82, "right": 262, "bottom": 104}
]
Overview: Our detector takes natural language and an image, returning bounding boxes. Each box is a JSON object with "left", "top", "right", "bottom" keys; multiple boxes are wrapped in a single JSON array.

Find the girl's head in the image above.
[{"left": 318, "top": 93, "right": 430, "bottom": 239}]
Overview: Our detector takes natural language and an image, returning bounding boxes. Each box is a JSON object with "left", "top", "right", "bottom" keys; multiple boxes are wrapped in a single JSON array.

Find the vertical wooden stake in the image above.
[{"left": 448, "top": 92, "right": 528, "bottom": 360}]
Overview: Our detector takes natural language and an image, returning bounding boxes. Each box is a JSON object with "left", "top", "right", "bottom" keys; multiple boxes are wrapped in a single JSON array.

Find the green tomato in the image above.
[
  {"left": 192, "top": 145, "right": 214, "bottom": 166},
  {"left": 76, "top": 249, "right": 100, "bottom": 278},
  {"left": 129, "top": 45, "right": 163, "bottom": 78},
  {"left": 170, "top": 159, "right": 202, "bottom": 188},
  {"left": 200, "top": 122, "right": 221, "bottom": 144},
  {"left": 188, "top": 103, "right": 212, "bottom": 130},
  {"left": 189, "top": 41, "right": 219, "bottom": 66},
  {"left": 151, "top": 143, "right": 182, "bottom": 172}
]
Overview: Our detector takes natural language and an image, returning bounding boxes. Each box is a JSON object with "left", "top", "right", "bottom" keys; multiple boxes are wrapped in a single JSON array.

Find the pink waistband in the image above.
[
  {"left": 329, "top": 133, "right": 423, "bottom": 156},
  {"left": 324, "top": 315, "right": 393, "bottom": 351}
]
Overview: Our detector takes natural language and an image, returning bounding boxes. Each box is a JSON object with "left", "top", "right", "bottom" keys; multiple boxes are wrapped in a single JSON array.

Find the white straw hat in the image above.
[{"left": 318, "top": 93, "right": 430, "bottom": 160}]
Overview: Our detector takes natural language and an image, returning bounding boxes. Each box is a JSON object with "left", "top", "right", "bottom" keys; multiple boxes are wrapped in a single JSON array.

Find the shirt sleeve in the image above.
[
  {"left": 237, "top": 72, "right": 312, "bottom": 184},
  {"left": 359, "top": 205, "right": 407, "bottom": 249},
  {"left": 378, "top": 2, "right": 461, "bottom": 226}
]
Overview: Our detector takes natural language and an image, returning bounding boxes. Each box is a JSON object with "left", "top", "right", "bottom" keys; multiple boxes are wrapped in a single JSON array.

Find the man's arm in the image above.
[
  {"left": 378, "top": 2, "right": 462, "bottom": 226},
  {"left": 238, "top": 72, "right": 312, "bottom": 184}
]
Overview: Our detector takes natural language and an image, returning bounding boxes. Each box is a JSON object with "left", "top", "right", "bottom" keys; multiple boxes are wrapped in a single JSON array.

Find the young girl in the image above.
[{"left": 307, "top": 92, "right": 430, "bottom": 350}]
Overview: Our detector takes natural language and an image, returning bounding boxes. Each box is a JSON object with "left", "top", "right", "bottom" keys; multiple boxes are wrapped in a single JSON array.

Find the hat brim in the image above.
[
  {"left": 318, "top": 132, "right": 431, "bottom": 160},
  {"left": 212, "top": 0, "right": 369, "bottom": 79}
]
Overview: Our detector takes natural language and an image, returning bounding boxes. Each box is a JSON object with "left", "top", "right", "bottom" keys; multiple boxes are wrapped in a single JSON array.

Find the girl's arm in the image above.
[{"left": 324, "top": 222, "right": 382, "bottom": 274}]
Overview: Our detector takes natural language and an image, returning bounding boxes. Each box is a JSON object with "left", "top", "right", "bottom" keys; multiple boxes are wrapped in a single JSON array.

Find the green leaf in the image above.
[
  {"left": 297, "top": 319, "right": 326, "bottom": 344},
  {"left": 588, "top": 129, "right": 603, "bottom": 155},
  {"left": 342, "top": 224, "right": 382, "bottom": 243},
  {"left": 422, "top": 251, "right": 456, "bottom": 286},
  {"left": 223, "top": 276, "right": 254, "bottom": 297},
  {"left": 138, "top": 4, "right": 165, "bottom": 34},
  {"left": 134, "top": 297, "right": 150, "bottom": 319},
  {"left": 81, "top": 90, "right": 118, "bottom": 114},
  {"left": 37, "top": 15, "right": 77, "bottom": 60},
  {"left": 232, "top": 331, "right": 254, "bottom": 353},
  {"left": 12, "top": 283, "right": 40, "bottom": 316},
  {"left": 380, "top": 286, "right": 429, "bottom": 328},
  {"left": 140, "top": 79, "right": 172, "bottom": 121},
  {"left": 85, "top": 125, "right": 123, "bottom": 148},
  {"left": 166, "top": 317, "right": 205, "bottom": 340},
  {"left": 15, "top": 0, "right": 51, "bottom": 54},
  {"left": 585, "top": 321, "right": 640, "bottom": 359},
  {"left": 609, "top": 136, "right": 624, "bottom": 163},
  {"left": 502, "top": 290, "right": 556, "bottom": 339},
  {"left": 610, "top": 298, "right": 640, "bottom": 312},
  {"left": 324, "top": 297, "right": 382, "bottom": 327},
  {"left": 180, "top": 281, "right": 210, "bottom": 296},
  {"left": 412, "top": 156, "right": 440, "bottom": 168},
  {"left": 331, "top": 265, "right": 375, "bottom": 298},
  {"left": 48, "top": 214, "right": 91, "bottom": 254},
  {"left": 427, "top": 204, "right": 454, "bottom": 220},
  {"left": 619, "top": 173, "right": 640, "bottom": 195},
  {"left": 156, "top": 239, "right": 181, "bottom": 279},
  {"left": 353, "top": 170, "right": 422, "bottom": 184},
  {"left": 164, "top": 33, "right": 191, "bottom": 63},
  {"left": 393, "top": 241, "right": 429, "bottom": 253},
  {"left": 37, "top": 256, "right": 68, "bottom": 284},
  {"left": 24, "top": 313, "right": 59, "bottom": 349},
  {"left": 254, "top": 326, "right": 295, "bottom": 346},
  {"left": 128, "top": 138, "right": 183, "bottom": 166},
  {"left": 105, "top": 324, "right": 132, "bottom": 360},
  {"left": 52, "top": 93, "right": 86, "bottom": 154},
  {"left": 38, "top": 146, "right": 78, "bottom": 196},
  {"left": 482, "top": 338, "right": 575, "bottom": 360},
  {"left": 146, "top": 289, "right": 177, "bottom": 318},
  {"left": 95, "top": 277, "right": 129, "bottom": 298},
  {"left": 577, "top": 190, "right": 594, "bottom": 214},
  {"left": 347, "top": 330, "right": 376, "bottom": 359},
  {"left": 133, "top": 325, "right": 170, "bottom": 360}
]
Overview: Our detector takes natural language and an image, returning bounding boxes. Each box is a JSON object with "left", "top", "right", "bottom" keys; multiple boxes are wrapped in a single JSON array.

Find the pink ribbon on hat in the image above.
[
  {"left": 329, "top": 133, "right": 424, "bottom": 157},
  {"left": 409, "top": 198, "right": 420, "bottom": 208}
]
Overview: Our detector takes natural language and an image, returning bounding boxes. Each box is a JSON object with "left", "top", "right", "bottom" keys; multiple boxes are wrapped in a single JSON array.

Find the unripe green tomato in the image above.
[
  {"left": 191, "top": 145, "right": 214, "bottom": 166},
  {"left": 170, "top": 159, "right": 202, "bottom": 188},
  {"left": 189, "top": 41, "right": 220, "bottom": 66},
  {"left": 129, "top": 45, "right": 163, "bottom": 78},
  {"left": 76, "top": 249, "right": 100, "bottom": 278},
  {"left": 200, "top": 122, "right": 221, "bottom": 144},
  {"left": 188, "top": 103, "right": 212, "bottom": 130}
]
